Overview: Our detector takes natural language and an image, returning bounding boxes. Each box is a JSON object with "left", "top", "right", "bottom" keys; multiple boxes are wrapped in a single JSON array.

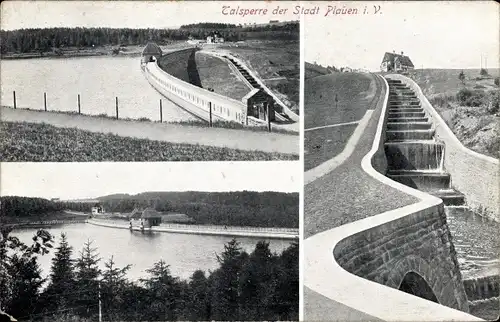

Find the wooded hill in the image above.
[
  {"left": 1, "top": 191, "right": 299, "bottom": 228},
  {"left": 0, "top": 22, "right": 299, "bottom": 54}
]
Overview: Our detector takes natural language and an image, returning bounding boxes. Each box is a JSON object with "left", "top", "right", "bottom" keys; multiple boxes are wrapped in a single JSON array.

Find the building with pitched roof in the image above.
[
  {"left": 128, "top": 207, "right": 162, "bottom": 230},
  {"left": 380, "top": 51, "right": 414, "bottom": 72}
]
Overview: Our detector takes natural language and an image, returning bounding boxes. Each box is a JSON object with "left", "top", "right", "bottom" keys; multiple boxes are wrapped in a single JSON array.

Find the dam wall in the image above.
[
  {"left": 386, "top": 74, "right": 499, "bottom": 221},
  {"left": 305, "top": 75, "right": 480, "bottom": 321},
  {"left": 143, "top": 49, "right": 267, "bottom": 126}
]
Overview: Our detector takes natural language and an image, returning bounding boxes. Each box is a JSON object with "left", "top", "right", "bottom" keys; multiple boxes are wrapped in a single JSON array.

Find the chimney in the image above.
[{"left": 401, "top": 51, "right": 404, "bottom": 55}]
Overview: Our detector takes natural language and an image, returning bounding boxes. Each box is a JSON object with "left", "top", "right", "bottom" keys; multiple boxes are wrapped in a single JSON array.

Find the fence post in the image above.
[
  {"left": 209, "top": 102, "right": 213, "bottom": 127},
  {"left": 267, "top": 102, "right": 271, "bottom": 132},
  {"left": 78, "top": 94, "right": 81, "bottom": 114},
  {"left": 13, "top": 91, "right": 16, "bottom": 109},
  {"left": 115, "top": 97, "right": 119, "bottom": 119},
  {"left": 44, "top": 92, "right": 47, "bottom": 111},
  {"left": 159, "top": 99, "right": 163, "bottom": 123}
]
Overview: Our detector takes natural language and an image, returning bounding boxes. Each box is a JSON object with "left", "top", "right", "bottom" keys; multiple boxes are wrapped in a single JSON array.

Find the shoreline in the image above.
[{"left": 87, "top": 218, "right": 299, "bottom": 240}]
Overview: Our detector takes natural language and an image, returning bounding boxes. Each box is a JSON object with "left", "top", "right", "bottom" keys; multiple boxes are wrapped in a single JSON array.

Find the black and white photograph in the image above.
[
  {"left": 0, "top": 1, "right": 299, "bottom": 162},
  {"left": 303, "top": 1, "right": 499, "bottom": 321},
  {"left": 0, "top": 162, "right": 299, "bottom": 321}
]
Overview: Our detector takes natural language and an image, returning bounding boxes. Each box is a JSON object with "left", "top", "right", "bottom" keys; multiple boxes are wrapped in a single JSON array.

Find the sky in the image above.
[
  {"left": 305, "top": 1, "right": 499, "bottom": 70},
  {"left": 0, "top": 1, "right": 299, "bottom": 30},
  {"left": 0, "top": 162, "right": 300, "bottom": 200}
]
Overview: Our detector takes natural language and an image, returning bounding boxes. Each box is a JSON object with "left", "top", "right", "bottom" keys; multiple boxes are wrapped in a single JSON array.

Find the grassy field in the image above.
[
  {"left": 304, "top": 73, "right": 380, "bottom": 170},
  {"left": 195, "top": 52, "right": 250, "bottom": 101},
  {"left": 220, "top": 40, "right": 299, "bottom": 112},
  {"left": 0, "top": 121, "right": 298, "bottom": 161},
  {"left": 407, "top": 69, "right": 499, "bottom": 158}
]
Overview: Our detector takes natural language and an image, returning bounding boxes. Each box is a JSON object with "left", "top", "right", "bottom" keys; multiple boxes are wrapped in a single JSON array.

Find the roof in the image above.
[
  {"left": 142, "top": 42, "right": 162, "bottom": 56},
  {"left": 129, "top": 207, "right": 163, "bottom": 219},
  {"left": 381, "top": 52, "right": 414, "bottom": 68},
  {"left": 142, "top": 207, "right": 163, "bottom": 219}
]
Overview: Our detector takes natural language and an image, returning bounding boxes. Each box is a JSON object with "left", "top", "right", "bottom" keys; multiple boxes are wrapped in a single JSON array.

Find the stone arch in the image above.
[
  {"left": 385, "top": 254, "right": 467, "bottom": 312},
  {"left": 398, "top": 271, "right": 438, "bottom": 303}
]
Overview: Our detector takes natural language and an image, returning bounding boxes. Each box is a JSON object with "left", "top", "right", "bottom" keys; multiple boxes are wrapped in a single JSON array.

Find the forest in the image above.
[
  {"left": 0, "top": 229, "right": 298, "bottom": 321},
  {"left": 0, "top": 22, "right": 299, "bottom": 54},
  {"left": 1, "top": 192, "right": 299, "bottom": 228}
]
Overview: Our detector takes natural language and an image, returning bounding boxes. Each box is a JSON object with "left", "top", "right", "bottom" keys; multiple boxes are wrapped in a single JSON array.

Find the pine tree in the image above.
[
  {"left": 141, "top": 260, "right": 182, "bottom": 321},
  {"left": 238, "top": 241, "right": 277, "bottom": 320},
  {"left": 45, "top": 233, "right": 75, "bottom": 313},
  {"left": 74, "top": 240, "right": 101, "bottom": 319},
  {"left": 186, "top": 270, "right": 210, "bottom": 320},
  {"left": 273, "top": 241, "right": 299, "bottom": 320},
  {"left": 101, "top": 256, "right": 131, "bottom": 321},
  {"left": 211, "top": 239, "right": 248, "bottom": 320}
]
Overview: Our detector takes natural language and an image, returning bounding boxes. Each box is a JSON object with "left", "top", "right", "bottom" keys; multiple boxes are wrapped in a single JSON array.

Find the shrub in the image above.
[
  {"left": 430, "top": 94, "right": 455, "bottom": 109},
  {"left": 486, "top": 90, "right": 500, "bottom": 114},
  {"left": 494, "top": 77, "right": 499, "bottom": 87},
  {"left": 456, "top": 88, "right": 486, "bottom": 107}
]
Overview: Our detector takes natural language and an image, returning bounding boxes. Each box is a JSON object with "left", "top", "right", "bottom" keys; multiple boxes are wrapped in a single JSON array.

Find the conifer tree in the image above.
[
  {"left": 45, "top": 233, "right": 75, "bottom": 312},
  {"left": 211, "top": 239, "right": 248, "bottom": 320},
  {"left": 74, "top": 240, "right": 101, "bottom": 319},
  {"left": 101, "top": 256, "right": 131, "bottom": 321},
  {"left": 141, "top": 260, "right": 182, "bottom": 321}
]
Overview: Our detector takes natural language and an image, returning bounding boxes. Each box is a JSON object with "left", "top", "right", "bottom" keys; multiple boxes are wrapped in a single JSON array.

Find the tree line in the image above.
[
  {"left": 0, "top": 228, "right": 298, "bottom": 321},
  {"left": 0, "top": 23, "right": 299, "bottom": 54},
  {"left": 1, "top": 192, "right": 299, "bottom": 228}
]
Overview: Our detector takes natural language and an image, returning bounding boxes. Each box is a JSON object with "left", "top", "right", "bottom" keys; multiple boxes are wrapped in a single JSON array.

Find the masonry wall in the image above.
[
  {"left": 157, "top": 48, "right": 194, "bottom": 83},
  {"left": 388, "top": 74, "right": 500, "bottom": 221},
  {"left": 333, "top": 204, "right": 470, "bottom": 312},
  {"left": 144, "top": 55, "right": 266, "bottom": 125}
]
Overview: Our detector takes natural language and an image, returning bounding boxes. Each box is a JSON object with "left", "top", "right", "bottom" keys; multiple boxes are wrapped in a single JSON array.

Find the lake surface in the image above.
[
  {"left": 13, "top": 223, "right": 292, "bottom": 283},
  {"left": 446, "top": 207, "right": 500, "bottom": 279},
  {"left": 1, "top": 56, "right": 195, "bottom": 122}
]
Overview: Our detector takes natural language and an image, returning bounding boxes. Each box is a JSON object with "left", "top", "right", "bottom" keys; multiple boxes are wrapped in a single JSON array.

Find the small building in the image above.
[
  {"left": 381, "top": 51, "right": 414, "bottom": 72},
  {"left": 242, "top": 89, "right": 275, "bottom": 123},
  {"left": 129, "top": 207, "right": 163, "bottom": 230},
  {"left": 206, "top": 35, "right": 214, "bottom": 44},
  {"left": 91, "top": 204, "right": 104, "bottom": 215},
  {"left": 141, "top": 42, "right": 162, "bottom": 64}
]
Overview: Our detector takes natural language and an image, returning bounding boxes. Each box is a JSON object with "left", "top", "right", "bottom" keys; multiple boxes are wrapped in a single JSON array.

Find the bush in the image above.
[
  {"left": 430, "top": 94, "right": 455, "bottom": 109},
  {"left": 494, "top": 77, "right": 499, "bottom": 87},
  {"left": 486, "top": 90, "right": 500, "bottom": 114},
  {"left": 456, "top": 88, "right": 486, "bottom": 107}
]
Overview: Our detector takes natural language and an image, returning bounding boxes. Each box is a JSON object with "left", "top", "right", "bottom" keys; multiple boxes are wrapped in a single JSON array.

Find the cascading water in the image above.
[
  {"left": 384, "top": 78, "right": 499, "bottom": 320},
  {"left": 384, "top": 78, "right": 464, "bottom": 205}
]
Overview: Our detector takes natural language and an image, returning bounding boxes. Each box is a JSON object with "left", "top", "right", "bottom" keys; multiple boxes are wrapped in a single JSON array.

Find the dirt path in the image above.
[{"left": 0, "top": 107, "right": 298, "bottom": 154}]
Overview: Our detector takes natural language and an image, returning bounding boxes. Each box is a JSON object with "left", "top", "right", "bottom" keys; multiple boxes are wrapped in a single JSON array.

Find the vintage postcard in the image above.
[{"left": 303, "top": 1, "right": 499, "bottom": 321}]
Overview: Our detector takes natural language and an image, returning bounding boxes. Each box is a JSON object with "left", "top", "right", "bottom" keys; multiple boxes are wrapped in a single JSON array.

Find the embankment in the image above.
[
  {"left": 87, "top": 218, "right": 298, "bottom": 240},
  {"left": 387, "top": 74, "right": 499, "bottom": 221}
]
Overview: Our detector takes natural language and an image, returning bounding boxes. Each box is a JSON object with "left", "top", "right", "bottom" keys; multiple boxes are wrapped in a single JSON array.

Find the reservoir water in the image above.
[
  {"left": 12, "top": 223, "right": 292, "bottom": 283},
  {"left": 0, "top": 56, "right": 195, "bottom": 122}
]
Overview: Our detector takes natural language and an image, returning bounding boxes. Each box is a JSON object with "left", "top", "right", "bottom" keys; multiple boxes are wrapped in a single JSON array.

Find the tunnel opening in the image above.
[{"left": 398, "top": 271, "right": 439, "bottom": 303}]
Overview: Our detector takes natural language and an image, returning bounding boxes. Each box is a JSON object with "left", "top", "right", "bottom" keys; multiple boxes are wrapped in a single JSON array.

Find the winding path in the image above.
[{"left": 0, "top": 107, "right": 298, "bottom": 154}]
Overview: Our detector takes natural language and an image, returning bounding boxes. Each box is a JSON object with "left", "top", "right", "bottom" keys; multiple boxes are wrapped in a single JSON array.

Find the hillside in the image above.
[
  {"left": 219, "top": 40, "right": 300, "bottom": 113},
  {"left": 65, "top": 191, "right": 299, "bottom": 228},
  {"left": 407, "top": 69, "right": 499, "bottom": 158}
]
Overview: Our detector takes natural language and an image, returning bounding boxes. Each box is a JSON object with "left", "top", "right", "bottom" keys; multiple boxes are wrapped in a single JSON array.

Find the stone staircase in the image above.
[
  {"left": 384, "top": 78, "right": 465, "bottom": 206},
  {"left": 222, "top": 55, "right": 292, "bottom": 123}
]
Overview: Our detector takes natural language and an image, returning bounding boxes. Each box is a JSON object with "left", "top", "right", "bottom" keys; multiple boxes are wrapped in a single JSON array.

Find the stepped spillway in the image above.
[{"left": 384, "top": 78, "right": 465, "bottom": 206}]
